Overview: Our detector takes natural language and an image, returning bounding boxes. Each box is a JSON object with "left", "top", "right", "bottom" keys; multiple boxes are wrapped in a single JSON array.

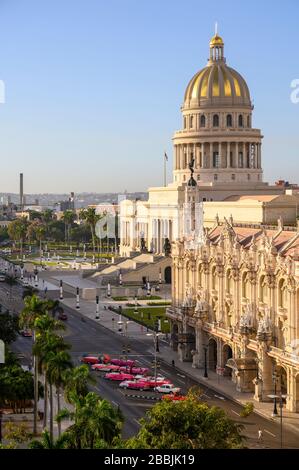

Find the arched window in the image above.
[
  {"left": 213, "top": 114, "right": 219, "bottom": 127},
  {"left": 238, "top": 114, "right": 243, "bottom": 127},
  {"left": 200, "top": 115, "right": 206, "bottom": 127},
  {"left": 190, "top": 115, "right": 194, "bottom": 128},
  {"left": 226, "top": 114, "right": 232, "bottom": 127}
]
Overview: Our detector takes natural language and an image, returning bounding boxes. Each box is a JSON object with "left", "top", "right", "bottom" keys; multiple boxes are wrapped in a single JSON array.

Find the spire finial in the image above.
[{"left": 215, "top": 22, "right": 218, "bottom": 35}]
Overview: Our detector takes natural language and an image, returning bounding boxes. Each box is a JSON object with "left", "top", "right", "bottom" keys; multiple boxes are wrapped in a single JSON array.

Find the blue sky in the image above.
[{"left": 0, "top": 0, "right": 298, "bottom": 193}]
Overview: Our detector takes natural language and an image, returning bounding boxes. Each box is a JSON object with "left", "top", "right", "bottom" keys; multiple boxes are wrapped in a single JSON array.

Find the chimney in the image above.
[{"left": 20, "top": 173, "right": 24, "bottom": 209}]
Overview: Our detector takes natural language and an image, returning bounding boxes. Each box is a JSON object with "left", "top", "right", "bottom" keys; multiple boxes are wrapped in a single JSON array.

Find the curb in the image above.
[{"left": 124, "top": 393, "right": 161, "bottom": 401}]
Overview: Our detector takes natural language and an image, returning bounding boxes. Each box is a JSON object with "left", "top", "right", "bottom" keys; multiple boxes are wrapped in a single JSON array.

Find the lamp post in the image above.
[
  {"left": 268, "top": 391, "right": 288, "bottom": 449},
  {"left": 107, "top": 282, "right": 111, "bottom": 298},
  {"left": 20, "top": 262, "right": 24, "bottom": 280},
  {"left": 34, "top": 268, "right": 38, "bottom": 288},
  {"left": 272, "top": 370, "right": 278, "bottom": 417},
  {"left": 134, "top": 293, "right": 138, "bottom": 314},
  {"left": 203, "top": 345, "right": 208, "bottom": 378},
  {"left": 146, "top": 331, "right": 163, "bottom": 386},
  {"left": 119, "top": 270, "right": 122, "bottom": 286}
]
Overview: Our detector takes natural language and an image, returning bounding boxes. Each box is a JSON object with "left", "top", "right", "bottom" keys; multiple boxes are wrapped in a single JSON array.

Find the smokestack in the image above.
[{"left": 20, "top": 173, "right": 23, "bottom": 209}]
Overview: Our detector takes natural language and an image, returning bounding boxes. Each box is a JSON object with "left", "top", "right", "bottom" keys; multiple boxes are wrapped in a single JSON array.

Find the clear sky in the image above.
[{"left": 0, "top": 0, "right": 298, "bottom": 194}]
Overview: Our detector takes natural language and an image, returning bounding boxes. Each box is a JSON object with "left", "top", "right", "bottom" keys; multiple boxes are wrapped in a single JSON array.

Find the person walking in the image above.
[{"left": 258, "top": 427, "right": 263, "bottom": 443}]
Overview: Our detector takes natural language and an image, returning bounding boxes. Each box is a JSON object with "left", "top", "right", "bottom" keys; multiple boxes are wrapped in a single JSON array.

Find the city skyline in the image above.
[{"left": 0, "top": 0, "right": 298, "bottom": 193}]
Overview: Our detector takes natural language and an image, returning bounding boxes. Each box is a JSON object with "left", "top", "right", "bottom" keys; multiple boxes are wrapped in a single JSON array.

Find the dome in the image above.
[
  {"left": 183, "top": 35, "right": 251, "bottom": 108},
  {"left": 210, "top": 34, "right": 224, "bottom": 46}
]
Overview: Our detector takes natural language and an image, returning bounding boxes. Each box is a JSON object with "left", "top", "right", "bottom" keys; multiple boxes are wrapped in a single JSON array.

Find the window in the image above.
[
  {"left": 239, "top": 152, "right": 243, "bottom": 168},
  {"left": 213, "top": 152, "right": 219, "bottom": 168},
  {"left": 200, "top": 115, "right": 206, "bottom": 127},
  {"left": 184, "top": 116, "right": 187, "bottom": 128},
  {"left": 226, "top": 114, "right": 233, "bottom": 127},
  {"left": 229, "top": 152, "right": 233, "bottom": 167},
  {"left": 238, "top": 114, "right": 243, "bottom": 127},
  {"left": 213, "top": 114, "right": 219, "bottom": 127},
  {"left": 203, "top": 197, "right": 206, "bottom": 201},
  {"left": 190, "top": 115, "right": 194, "bottom": 128},
  {"left": 247, "top": 115, "right": 250, "bottom": 128},
  {"left": 214, "top": 174, "right": 218, "bottom": 181},
  {"left": 231, "top": 174, "right": 235, "bottom": 180}
]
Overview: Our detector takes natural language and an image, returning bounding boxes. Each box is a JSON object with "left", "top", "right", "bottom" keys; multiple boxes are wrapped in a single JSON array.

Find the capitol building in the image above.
[{"left": 119, "top": 32, "right": 289, "bottom": 258}]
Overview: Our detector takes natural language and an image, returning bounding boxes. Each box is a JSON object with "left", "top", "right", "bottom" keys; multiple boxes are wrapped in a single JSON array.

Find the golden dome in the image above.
[
  {"left": 184, "top": 63, "right": 251, "bottom": 107},
  {"left": 210, "top": 34, "right": 224, "bottom": 47}
]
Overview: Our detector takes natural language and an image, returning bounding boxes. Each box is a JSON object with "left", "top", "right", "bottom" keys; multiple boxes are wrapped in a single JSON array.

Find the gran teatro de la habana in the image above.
[
  {"left": 167, "top": 34, "right": 299, "bottom": 413},
  {"left": 120, "top": 33, "right": 299, "bottom": 412}
]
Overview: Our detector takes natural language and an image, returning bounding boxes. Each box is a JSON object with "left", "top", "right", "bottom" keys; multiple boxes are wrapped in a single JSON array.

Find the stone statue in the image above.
[
  {"left": 163, "top": 237, "right": 171, "bottom": 256},
  {"left": 188, "top": 157, "right": 195, "bottom": 176},
  {"left": 140, "top": 237, "right": 146, "bottom": 252},
  {"left": 183, "top": 283, "right": 194, "bottom": 307}
]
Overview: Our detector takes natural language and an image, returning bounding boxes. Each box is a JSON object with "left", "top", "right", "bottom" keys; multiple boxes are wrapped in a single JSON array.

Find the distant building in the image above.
[{"left": 59, "top": 192, "right": 75, "bottom": 211}]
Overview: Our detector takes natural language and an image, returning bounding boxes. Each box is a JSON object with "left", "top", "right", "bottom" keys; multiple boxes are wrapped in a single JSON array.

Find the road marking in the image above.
[
  {"left": 112, "top": 400, "right": 118, "bottom": 407},
  {"left": 134, "top": 418, "right": 141, "bottom": 426},
  {"left": 231, "top": 409, "right": 240, "bottom": 416},
  {"left": 214, "top": 394, "right": 225, "bottom": 400},
  {"left": 177, "top": 379, "right": 185, "bottom": 385},
  {"left": 264, "top": 429, "right": 276, "bottom": 437}
]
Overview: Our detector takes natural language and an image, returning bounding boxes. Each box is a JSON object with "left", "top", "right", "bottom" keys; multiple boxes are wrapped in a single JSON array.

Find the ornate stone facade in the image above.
[{"left": 167, "top": 218, "right": 299, "bottom": 412}]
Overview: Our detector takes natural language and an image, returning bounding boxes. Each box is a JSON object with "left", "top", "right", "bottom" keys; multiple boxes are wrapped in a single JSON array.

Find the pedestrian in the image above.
[
  {"left": 258, "top": 427, "right": 263, "bottom": 442},
  {"left": 171, "top": 359, "right": 175, "bottom": 368}
]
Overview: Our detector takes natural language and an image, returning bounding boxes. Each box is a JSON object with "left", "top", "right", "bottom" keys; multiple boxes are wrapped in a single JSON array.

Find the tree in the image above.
[
  {"left": 19, "top": 295, "right": 49, "bottom": 435},
  {"left": 0, "top": 311, "right": 19, "bottom": 344},
  {"left": 7, "top": 218, "right": 28, "bottom": 255},
  {"left": 62, "top": 210, "right": 77, "bottom": 242},
  {"left": 125, "top": 389, "right": 244, "bottom": 449},
  {"left": 46, "top": 350, "right": 72, "bottom": 437},
  {"left": 29, "top": 429, "right": 69, "bottom": 449},
  {"left": 57, "top": 392, "right": 123, "bottom": 449},
  {"left": 41, "top": 209, "right": 54, "bottom": 238},
  {"left": 79, "top": 208, "right": 101, "bottom": 253},
  {"left": 63, "top": 365, "right": 95, "bottom": 403},
  {"left": 33, "top": 316, "right": 68, "bottom": 434}
]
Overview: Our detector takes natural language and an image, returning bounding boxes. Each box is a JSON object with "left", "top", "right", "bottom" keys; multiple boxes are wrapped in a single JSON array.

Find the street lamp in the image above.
[
  {"left": 272, "top": 370, "right": 278, "bottom": 417},
  {"left": 203, "top": 345, "right": 208, "bottom": 378},
  {"left": 59, "top": 280, "right": 63, "bottom": 300},
  {"left": 146, "top": 331, "right": 163, "bottom": 385},
  {"left": 267, "top": 391, "right": 288, "bottom": 449},
  {"left": 107, "top": 282, "right": 111, "bottom": 298},
  {"left": 134, "top": 293, "right": 138, "bottom": 314},
  {"left": 76, "top": 287, "right": 80, "bottom": 309}
]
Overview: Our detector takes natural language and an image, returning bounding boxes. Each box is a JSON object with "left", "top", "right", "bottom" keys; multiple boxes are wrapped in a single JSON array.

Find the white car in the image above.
[{"left": 154, "top": 384, "right": 181, "bottom": 394}]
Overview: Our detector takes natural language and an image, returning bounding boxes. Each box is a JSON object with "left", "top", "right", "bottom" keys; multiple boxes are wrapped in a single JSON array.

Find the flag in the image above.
[{"left": 164, "top": 152, "right": 168, "bottom": 161}]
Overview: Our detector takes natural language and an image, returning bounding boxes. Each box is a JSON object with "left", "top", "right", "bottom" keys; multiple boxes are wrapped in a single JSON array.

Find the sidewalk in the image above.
[{"left": 61, "top": 295, "right": 299, "bottom": 437}]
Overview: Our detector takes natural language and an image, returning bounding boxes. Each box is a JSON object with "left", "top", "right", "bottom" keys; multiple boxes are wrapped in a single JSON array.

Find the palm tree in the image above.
[
  {"left": 34, "top": 334, "right": 70, "bottom": 435},
  {"left": 46, "top": 350, "right": 73, "bottom": 437},
  {"left": 57, "top": 392, "right": 123, "bottom": 448},
  {"left": 19, "top": 295, "right": 50, "bottom": 435},
  {"left": 79, "top": 208, "right": 101, "bottom": 253},
  {"left": 62, "top": 210, "right": 76, "bottom": 243},
  {"left": 29, "top": 429, "right": 69, "bottom": 449},
  {"left": 63, "top": 365, "right": 95, "bottom": 403}
]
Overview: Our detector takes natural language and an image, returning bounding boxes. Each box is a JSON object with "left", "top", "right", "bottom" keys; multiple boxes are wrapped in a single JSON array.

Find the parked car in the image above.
[
  {"left": 58, "top": 311, "right": 68, "bottom": 321},
  {"left": 119, "top": 366, "right": 149, "bottom": 375},
  {"left": 20, "top": 329, "right": 33, "bottom": 337},
  {"left": 140, "top": 377, "right": 172, "bottom": 388},
  {"left": 162, "top": 393, "right": 186, "bottom": 401},
  {"left": 80, "top": 356, "right": 100, "bottom": 365},
  {"left": 122, "top": 380, "right": 151, "bottom": 391},
  {"left": 104, "top": 372, "right": 135, "bottom": 381},
  {"left": 91, "top": 364, "right": 120, "bottom": 372},
  {"left": 154, "top": 384, "right": 181, "bottom": 394},
  {"left": 110, "top": 358, "right": 135, "bottom": 367}
]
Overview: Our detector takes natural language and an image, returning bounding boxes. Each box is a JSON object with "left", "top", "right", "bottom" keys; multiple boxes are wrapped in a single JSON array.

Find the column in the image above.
[
  {"left": 210, "top": 142, "right": 213, "bottom": 168},
  {"left": 186, "top": 144, "right": 189, "bottom": 167},
  {"left": 235, "top": 142, "right": 239, "bottom": 168},
  {"left": 218, "top": 142, "right": 222, "bottom": 168},
  {"left": 227, "top": 142, "right": 231, "bottom": 168},
  {"left": 258, "top": 143, "right": 262, "bottom": 169},
  {"left": 243, "top": 142, "right": 246, "bottom": 168},
  {"left": 180, "top": 145, "right": 184, "bottom": 170}
]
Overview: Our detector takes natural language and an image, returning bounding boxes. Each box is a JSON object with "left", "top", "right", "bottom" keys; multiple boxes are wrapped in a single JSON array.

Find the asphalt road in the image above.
[{"left": 2, "top": 277, "right": 299, "bottom": 448}]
